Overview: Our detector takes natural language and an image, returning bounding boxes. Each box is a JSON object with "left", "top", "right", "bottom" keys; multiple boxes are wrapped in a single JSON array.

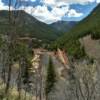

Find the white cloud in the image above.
[
  {"left": 25, "top": 5, "right": 83, "bottom": 24},
  {"left": 40, "top": 0, "right": 67, "bottom": 7},
  {"left": 0, "top": 0, "right": 99, "bottom": 24},
  {"left": 26, "top": 0, "right": 98, "bottom": 24},
  {"left": 31, "top": 0, "right": 36, "bottom": 1},
  {"left": 18, "top": 6, "right": 36, "bottom": 15},
  {"left": 51, "top": 6, "right": 69, "bottom": 17},
  {"left": 41, "top": 0, "right": 100, "bottom": 6},
  {"left": 32, "top": 5, "right": 61, "bottom": 24},
  {"left": 68, "top": 9, "right": 83, "bottom": 17},
  {"left": 0, "top": 0, "right": 14, "bottom": 10},
  {"left": 56, "top": 0, "right": 96, "bottom": 5},
  {"left": 13, "top": 2, "right": 83, "bottom": 24},
  {"left": 97, "top": 0, "right": 100, "bottom": 3},
  {"left": 20, "top": 0, "right": 36, "bottom": 1},
  {"left": 0, "top": 0, "right": 8, "bottom": 10},
  {"left": 41, "top": 0, "right": 55, "bottom": 5}
]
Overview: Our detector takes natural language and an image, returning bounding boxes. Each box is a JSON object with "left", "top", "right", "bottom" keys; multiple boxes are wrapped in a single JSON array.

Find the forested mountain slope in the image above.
[
  {"left": 53, "top": 4, "right": 100, "bottom": 58},
  {"left": 0, "top": 10, "right": 61, "bottom": 42},
  {"left": 50, "top": 21, "right": 76, "bottom": 33}
]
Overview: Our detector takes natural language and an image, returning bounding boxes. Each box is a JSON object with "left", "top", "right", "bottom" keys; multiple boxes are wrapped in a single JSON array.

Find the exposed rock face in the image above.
[{"left": 80, "top": 35, "right": 100, "bottom": 60}]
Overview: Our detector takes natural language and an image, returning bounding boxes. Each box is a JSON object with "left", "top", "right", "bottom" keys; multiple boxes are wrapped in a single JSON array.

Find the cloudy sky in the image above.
[{"left": 0, "top": 0, "right": 100, "bottom": 24}]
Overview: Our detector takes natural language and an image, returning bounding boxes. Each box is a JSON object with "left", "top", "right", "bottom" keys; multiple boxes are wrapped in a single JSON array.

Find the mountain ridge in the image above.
[
  {"left": 50, "top": 21, "right": 77, "bottom": 33},
  {"left": 53, "top": 4, "right": 100, "bottom": 58},
  {"left": 0, "top": 10, "right": 61, "bottom": 42}
]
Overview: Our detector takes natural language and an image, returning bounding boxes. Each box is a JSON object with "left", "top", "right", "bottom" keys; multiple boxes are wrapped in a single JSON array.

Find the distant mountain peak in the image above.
[{"left": 50, "top": 21, "right": 77, "bottom": 33}]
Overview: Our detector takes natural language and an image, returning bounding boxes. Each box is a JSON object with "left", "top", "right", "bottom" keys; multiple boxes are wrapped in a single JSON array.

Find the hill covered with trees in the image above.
[
  {"left": 50, "top": 21, "right": 77, "bottom": 33},
  {"left": 53, "top": 4, "right": 100, "bottom": 58},
  {"left": 0, "top": 10, "right": 61, "bottom": 43}
]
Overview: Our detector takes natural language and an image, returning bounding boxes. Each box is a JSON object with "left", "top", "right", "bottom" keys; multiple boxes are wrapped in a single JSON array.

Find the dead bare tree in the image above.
[
  {"left": 64, "top": 59, "right": 99, "bottom": 100},
  {"left": 0, "top": 0, "right": 39, "bottom": 100},
  {"left": 5, "top": 0, "right": 22, "bottom": 98}
]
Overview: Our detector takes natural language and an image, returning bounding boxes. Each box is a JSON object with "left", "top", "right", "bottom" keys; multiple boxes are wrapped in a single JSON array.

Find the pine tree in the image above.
[{"left": 45, "top": 57, "right": 56, "bottom": 100}]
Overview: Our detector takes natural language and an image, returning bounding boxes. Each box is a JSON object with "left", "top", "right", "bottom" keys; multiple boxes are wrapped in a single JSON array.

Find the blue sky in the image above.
[{"left": 0, "top": 0, "right": 99, "bottom": 24}]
